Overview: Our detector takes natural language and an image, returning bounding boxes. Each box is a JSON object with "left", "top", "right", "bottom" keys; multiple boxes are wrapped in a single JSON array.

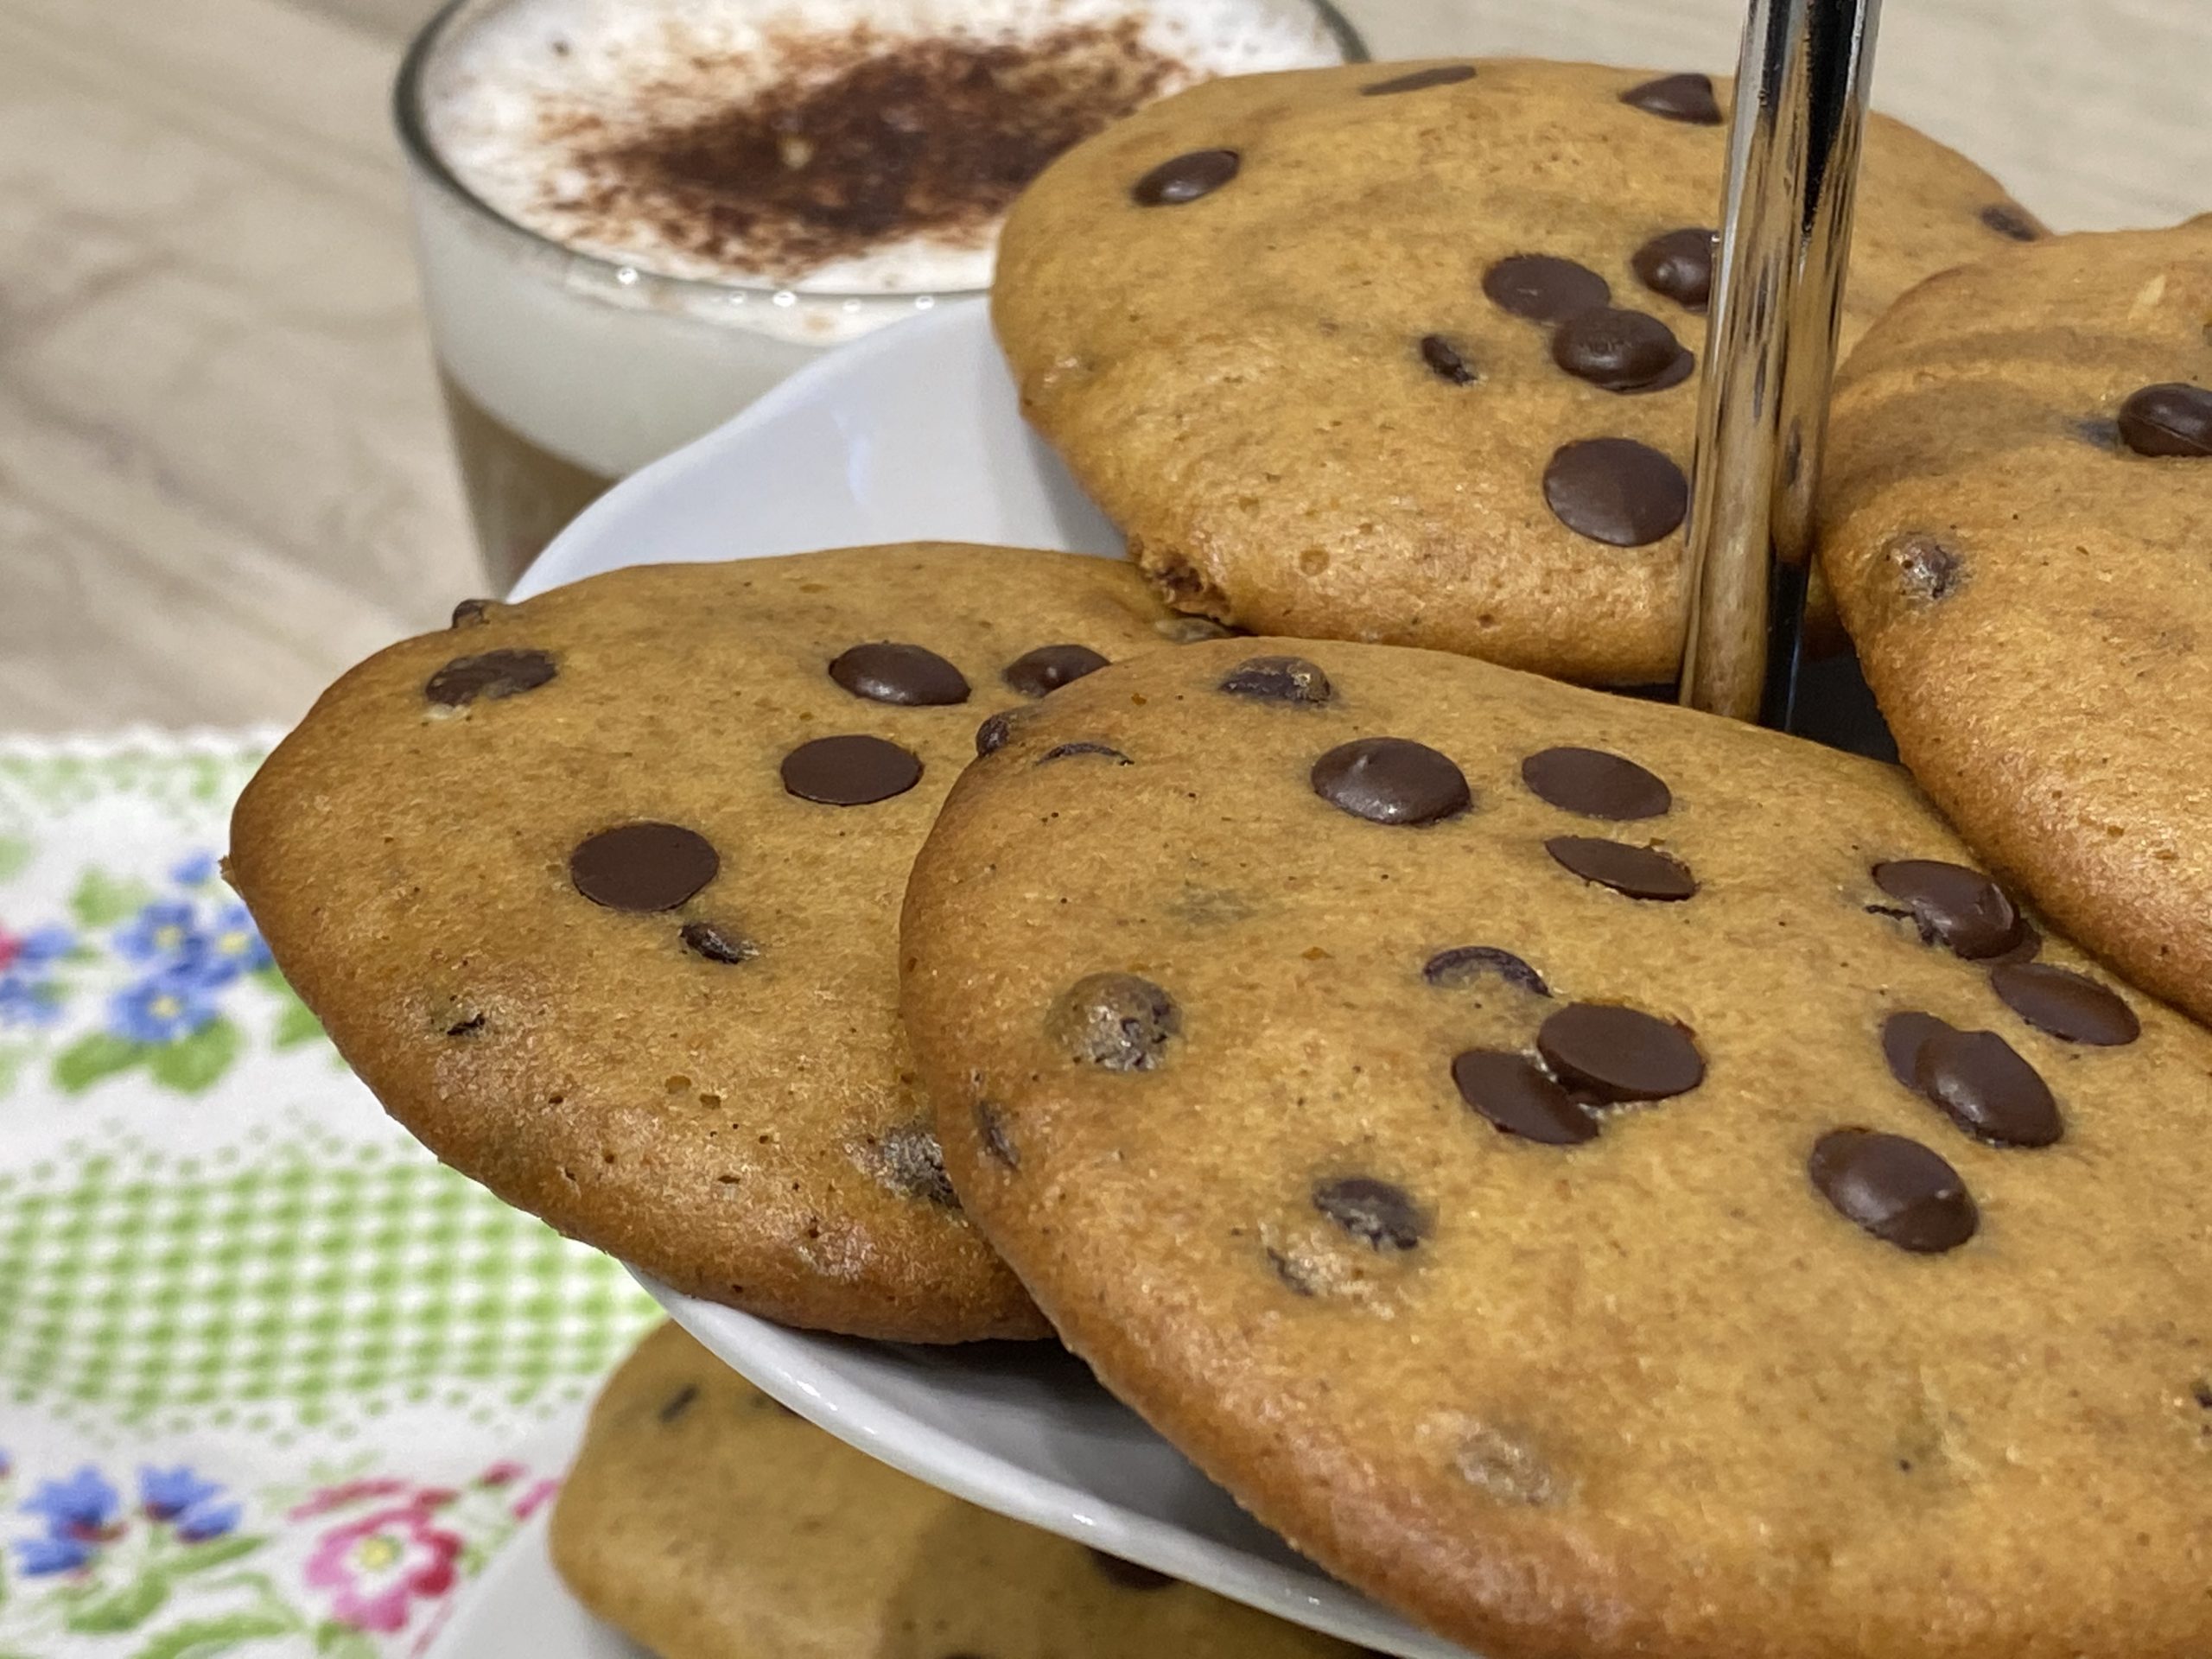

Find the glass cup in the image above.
[{"left": 392, "top": 0, "right": 1367, "bottom": 591}]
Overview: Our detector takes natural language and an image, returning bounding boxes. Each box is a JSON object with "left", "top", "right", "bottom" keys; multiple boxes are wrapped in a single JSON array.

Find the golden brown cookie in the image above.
[
  {"left": 901, "top": 636, "right": 2212, "bottom": 1659},
  {"left": 994, "top": 58, "right": 2042, "bottom": 685},
  {"left": 1820, "top": 213, "right": 2212, "bottom": 1026},
  {"left": 228, "top": 545, "right": 1189, "bottom": 1343},
  {"left": 550, "top": 1321, "right": 1364, "bottom": 1659}
]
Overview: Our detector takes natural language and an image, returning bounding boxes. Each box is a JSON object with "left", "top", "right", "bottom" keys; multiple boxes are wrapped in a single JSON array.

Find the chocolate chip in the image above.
[
  {"left": 1542, "top": 439, "right": 1689, "bottom": 546},
  {"left": 444, "top": 1011, "right": 485, "bottom": 1038},
  {"left": 1619, "top": 72, "right": 1724, "bottom": 124},
  {"left": 1452, "top": 1050, "right": 1599, "bottom": 1144},
  {"left": 1990, "top": 963, "right": 2140, "bottom": 1046},
  {"left": 1362, "top": 63, "right": 1478, "bottom": 95},
  {"left": 1808, "top": 1129, "right": 1977, "bottom": 1253},
  {"left": 449, "top": 597, "right": 498, "bottom": 627},
  {"left": 1870, "top": 860, "right": 2023, "bottom": 959},
  {"left": 780, "top": 734, "right": 923, "bottom": 805},
  {"left": 1311, "top": 738, "right": 1471, "bottom": 826},
  {"left": 1913, "top": 1027, "right": 2063, "bottom": 1147},
  {"left": 975, "top": 709, "right": 1020, "bottom": 756},
  {"left": 1631, "top": 227, "right": 1716, "bottom": 309},
  {"left": 1047, "top": 972, "right": 1181, "bottom": 1071},
  {"left": 1312, "top": 1176, "right": 1427, "bottom": 1251},
  {"left": 880, "top": 1119, "right": 957, "bottom": 1207},
  {"left": 1980, "top": 202, "right": 2043, "bottom": 241},
  {"left": 1131, "top": 148, "right": 1239, "bottom": 206},
  {"left": 2117, "top": 383, "right": 2212, "bottom": 458},
  {"left": 569, "top": 823, "right": 719, "bottom": 912},
  {"left": 1420, "top": 334, "right": 1478, "bottom": 385},
  {"left": 1220, "top": 655, "right": 1332, "bottom": 705},
  {"left": 425, "top": 648, "right": 556, "bottom": 707},
  {"left": 1551, "top": 308, "right": 1694, "bottom": 392},
  {"left": 1889, "top": 534, "right": 1965, "bottom": 603},
  {"left": 828, "top": 642, "right": 970, "bottom": 706},
  {"left": 1536, "top": 1003, "right": 1704, "bottom": 1103},
  {"left": 1423, "top": 946, "right": 1548, "bottom": 995},
  {"left": 1545, "top": 836, "right": 1695, "bottom": 900},
  {"left": 1482, "top": 255, "right": 1611, "bottom": 322},
  {"left": 1039, "top": 741, "right": 1130, "bottom": 765},
  {"left": 1088, "top": 1548, "right": 1175, "bottom": 1590},
  {"left": 1154, "top": 614, "right": 1239, "bottom": 644},
  {"left": 1003, "top": 644, "right": 1110, "bottom": 697},
  {"left": 974, "top": 1099, "right": 1018, "bottom": 1168},
  {"left": 1880, "top": 1010, "right": 1954, "bottom": 1089},
  {"left": 656, "top": 1384, "right": 698, "bottom": 1424},
  {"left": 680, "top": 919, "right": 758, "bottom": 964},
  {"left": 1521, "top": 747, "right": 1671, "bottom": 820}
]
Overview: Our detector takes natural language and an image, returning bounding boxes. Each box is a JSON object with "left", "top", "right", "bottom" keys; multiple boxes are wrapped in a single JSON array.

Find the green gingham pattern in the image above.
[{"left": 0, "top": 734, "right": 659, "bottom": 1657}]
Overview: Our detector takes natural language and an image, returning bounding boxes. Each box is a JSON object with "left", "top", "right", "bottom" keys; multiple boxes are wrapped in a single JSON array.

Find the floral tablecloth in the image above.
[{"left": 0, "top": 733, "right": 661, "bottom": 1658}]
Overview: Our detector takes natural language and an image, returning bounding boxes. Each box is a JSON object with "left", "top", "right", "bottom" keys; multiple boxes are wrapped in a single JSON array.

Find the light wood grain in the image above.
[{"left": 0, "top": 0, "right": 2204, "bottom": 734}]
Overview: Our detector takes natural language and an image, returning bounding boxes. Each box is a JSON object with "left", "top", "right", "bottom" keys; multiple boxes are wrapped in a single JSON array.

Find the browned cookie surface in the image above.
[
  {"left": 229, "top": 545, "right": 1185, "bottom": 1342},
  {"left": 993, "top": 58, "right": 2040, "bottom": 685},
  {"left": 901, "top": 637, "right": 2212, "bottom": 1659},
  {"left": 1821, "top": 213, "right": 2212, "bottom": 1026},
  {"left": 550, "top": 1321, "right": 1362, "bottom": 1659}
]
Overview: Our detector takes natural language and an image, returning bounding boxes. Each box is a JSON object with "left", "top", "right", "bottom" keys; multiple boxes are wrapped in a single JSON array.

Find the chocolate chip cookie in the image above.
[
  {"left": 228, "top": 545, "right": 1182, "bottom": 1343},
  {"left": 994, "top": 57, "right": 2042, "bottom": 684},
  {"left": 551, "top": 1321, "right": 1362, "bottom": 1659},
  {"left": 901, "top": 636, "right": 2212, "bottom": 1659},
  {"left": 1820, "top": 213, "right": 2212, "bottom": 1027}
]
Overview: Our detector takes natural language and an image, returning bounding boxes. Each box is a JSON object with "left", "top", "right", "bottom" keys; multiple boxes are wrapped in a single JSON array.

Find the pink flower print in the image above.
[
  {"left": 288, "top": 1477, "right": 410, "bottom": 1521},
  {"left": 512, "top": 1478, "right": 559, "bottom": 1522},
  {"left": 304, "top": 1504, "right": 463, "bottom": 1634},
  {"left": 475, "top": 1461, "right": 524, "bottom": 1489}
]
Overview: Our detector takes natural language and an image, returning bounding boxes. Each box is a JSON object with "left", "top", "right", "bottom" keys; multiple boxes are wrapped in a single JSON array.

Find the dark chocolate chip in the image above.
[
  {"left": 1088, "top": 1548, "right": 1175, "bottom": 1590},
  {"left": 1980, "top": 202, "right": 2043, "bottom": 241},
  {"left": 1047, "top": 972, "right": 1181, "bottom": 1071},
  {"left": 1551, "top": 308, "right": 1693, "bottom": 392},
  {"left": 1536, "top": 1002, "right": 1704, "bottom": 1102},
  {"left": 1889, "top": 534, "right": 1965, "bottom": 603},
  {"left": 1482, "top": 255, "right": 1611, "bottom": 322},
  {"left": 1631, "top": 227, "right": 1716, "bottom": 309},
  {"left": 1542, "top": 438, "right": 1689, "bottom": 546},
  {"left": 1990, "top": 963, "right": 2139, "bottom": 1046},
  {"left": 1003, "top": 643, "right": 1110, "bottom": 697},
  {"left": 880, "top": 1119, "right": 958, "bottom": 1207},
  {"left": 1220, "top": 655, "right": 1332, "bottom": 705},
  {"left": 1423, "top": 945, "right": 1548, "bottom": 995},
  {"left": 1870, "top": 860, "right": 2023, "bottom": 959},
  {"left": 444, "top": 1012, "right": 485, "bottom": 1038},
  {"left": 1039, "top": 741, "right": 1132, "bottom": 766},
  {"left": 1808, "top": 1128, "right": 1977, "bottom": 1253},
  {"left": 656, "top": 1384, "right": 698, "bottom": 1424},
  {"left": 1132, "top": 148, "right": 1240, "bottom": 206},
  {"left": 1312, "top": 1176, "right": 1427, "bottom": 1251},
  {"left": 680, "top": 919, "right": 758, "bottom": 964},
  {"left": 569, "top": 823, "right": 719, "bottom": 912},
  {"left": 1913, "top": 1027, "right": 2063, "bottom": 1147},
  {"left": 1363, "top": 63, "right": 1478, "bottom": 95},
  {"left": 975, "top": 1099, "right": 1018, "bottom": 1169},
  {"left": 424, "top": 648, "right": 556, "bottom": 707},
  {"left": 1311, "top": 737, "right": 1471, "bottom": 826},
  {"left": 1545, "top": 836, "right": 1696, "bottom": 900},
  {"left": 2117, "top": 383, "right": 2212, "bottom": 458},
  {"left": 829, "top": 642, "right": 970, "bottom": 707},
  {"left": 1521, "top": 747, "right": 1671, "bottom": 820},
  {"left": 1420, "top": 334, "right": 1479, "bottom": 385},
  {"left": 780, "top": 734, "right": 923, "bottom": 805},
  {"left": 449, "top": 597, "right": 497, "bottom": 627},
  {"left": 1452, "top": 1050, "right": 1599, "bottom": 1144},
  {"left": 1620, "top": 72, "right": 1724, "bottom": 124},
  {"left": 976, "top": 710, "right": 1019, "bottom": 756},
  {"left": 1880, "top": 1010, "right": 1955, "bottom": 1089}
]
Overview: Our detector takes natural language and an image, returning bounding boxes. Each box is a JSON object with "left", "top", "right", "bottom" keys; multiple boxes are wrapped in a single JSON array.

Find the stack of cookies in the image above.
[{"left": 231, "top": 57, "right": 2212, "bottom": 1659}]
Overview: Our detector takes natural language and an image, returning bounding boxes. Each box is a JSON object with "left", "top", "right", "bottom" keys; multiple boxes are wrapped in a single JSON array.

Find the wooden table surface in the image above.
[{"left": 3, "top": 0, "right": 2205, "bottom": 735}]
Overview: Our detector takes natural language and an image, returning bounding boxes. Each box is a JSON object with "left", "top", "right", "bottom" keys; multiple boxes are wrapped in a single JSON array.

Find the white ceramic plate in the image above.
[{"left": 422, "top": 1507, "right": 647, "bottom": 1659}]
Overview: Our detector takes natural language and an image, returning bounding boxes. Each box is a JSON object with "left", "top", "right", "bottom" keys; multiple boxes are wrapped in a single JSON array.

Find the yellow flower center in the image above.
[
  {"left": 150, "top": 995, "right": 181, "bottom": 1021},
  {"left": 216, "top": 930, "right": 250, "bottom": 957},
  {"left": 154, "top": 925, "right": 185, "bottom": 951},
  {"left": 354, "top": 1535, "right": 404, "bottom": 1572}
]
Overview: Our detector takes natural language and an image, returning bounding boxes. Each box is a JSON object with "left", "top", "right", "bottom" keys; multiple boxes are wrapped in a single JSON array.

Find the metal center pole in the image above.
[{"left": 1679, "top": 0, "right": 1884, "bottom": 725}]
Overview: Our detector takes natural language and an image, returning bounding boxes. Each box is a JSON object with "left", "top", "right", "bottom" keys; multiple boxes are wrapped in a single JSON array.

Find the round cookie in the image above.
[
  {"left": 228, "top": 545, "right": 1185, "bottom": 1343},
  {"left": 550, "top": 1321, "right": 1363, "bottom": 1659},
  {"left": 1819, "top": 213, "right": 2212, "bottom": 1027},
  {"left": 900, "top": 637, "right": 2212, "bottom": 1659},
  {"left": 993, "top": 57, "right": 2044, "bottom": 685}
]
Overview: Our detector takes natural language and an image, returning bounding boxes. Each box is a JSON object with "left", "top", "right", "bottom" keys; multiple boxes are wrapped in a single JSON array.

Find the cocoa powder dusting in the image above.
[{"left": 542, "top": 22, "right": 1181, "bottom": 278}]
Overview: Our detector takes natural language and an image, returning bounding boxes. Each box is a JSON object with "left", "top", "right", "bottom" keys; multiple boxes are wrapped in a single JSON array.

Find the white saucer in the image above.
[{"left": 422, "top": 1508, "right": 646, "bottom": 1659}]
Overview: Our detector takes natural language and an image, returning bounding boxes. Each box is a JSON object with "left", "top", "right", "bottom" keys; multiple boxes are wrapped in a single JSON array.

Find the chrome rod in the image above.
[{"left": 1679, "top": 0, "right": 1883, "bottom": 724}]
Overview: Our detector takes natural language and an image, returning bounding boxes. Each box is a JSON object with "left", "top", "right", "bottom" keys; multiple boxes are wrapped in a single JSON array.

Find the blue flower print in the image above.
[
  {"left": 0, "top": 923, "right": 73, "bottom": 1030},
  {"left": 22, "top": 1465, "right": 120, "bottom": 1539},
  {"left": 114, "top": 901, "right": 205, "bottom": 968},
  {"left": 175, "top": 1497, "right": 243, "bottom": 1542},
  {"left": 170, "top": 852, "right": 219, "bottom": 887},
  {"left": 139, "top": 1465, "right": 222, "bottom": 1522},
  {"left": 109, "top": 969, "right": 219, "bottom": 1045},
  {"left": 194, "top": 903, "right": 270, "bottom": 983},
  {"left": 13, "top": 1531, "right": 91, "bottom": 1575}
]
